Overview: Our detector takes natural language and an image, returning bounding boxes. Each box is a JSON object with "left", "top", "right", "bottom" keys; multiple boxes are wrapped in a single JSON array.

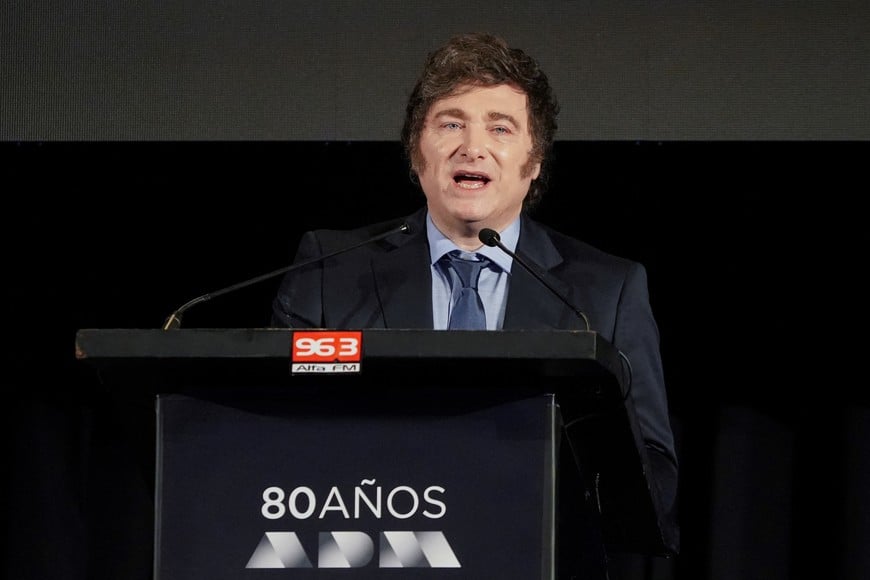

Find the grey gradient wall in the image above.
[{"left": 3, "top": 0, "right": 868, "bottom": 141}]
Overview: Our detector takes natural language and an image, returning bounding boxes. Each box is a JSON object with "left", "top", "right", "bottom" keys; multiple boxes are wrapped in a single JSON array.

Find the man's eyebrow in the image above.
[
  {"left": 432, "top": 108, "right": 521, "bottom": 128},
  {"left": 487, "top": 111, "right": 521, "bottom": 128},
  {"left": 432, "top": 108, "right": 468, "bottom": 120}
]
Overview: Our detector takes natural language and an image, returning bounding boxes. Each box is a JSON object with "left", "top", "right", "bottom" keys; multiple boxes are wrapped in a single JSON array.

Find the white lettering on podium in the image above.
[
  {"left": 259, "top": 480, "right": 447, "bottom": 520},
  {"left": 291, "top": 363, "right": 360, "bottom": 374}
]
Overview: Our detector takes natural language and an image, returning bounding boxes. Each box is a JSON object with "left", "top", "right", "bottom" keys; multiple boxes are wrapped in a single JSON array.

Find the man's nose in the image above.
[{"left": 459, "top": 126, "right": 487, "bottom": 160}]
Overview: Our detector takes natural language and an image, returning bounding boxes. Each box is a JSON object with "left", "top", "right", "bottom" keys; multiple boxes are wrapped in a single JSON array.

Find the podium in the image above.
[{"left": 75, "top": 328, "right": 673, "bottom": 579}]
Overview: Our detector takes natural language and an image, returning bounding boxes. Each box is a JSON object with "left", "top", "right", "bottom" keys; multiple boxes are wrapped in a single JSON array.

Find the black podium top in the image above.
[
  {"left": 75, "top": 328, "right": 619, "bottom": 370},
  {"left": 75, "top": 328, "right": 626, "bottom": 401}
]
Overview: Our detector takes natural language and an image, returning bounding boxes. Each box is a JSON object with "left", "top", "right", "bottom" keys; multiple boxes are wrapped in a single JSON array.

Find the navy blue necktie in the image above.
[{"left": 444, "top": 251, "right": 491, "bottom": 330}]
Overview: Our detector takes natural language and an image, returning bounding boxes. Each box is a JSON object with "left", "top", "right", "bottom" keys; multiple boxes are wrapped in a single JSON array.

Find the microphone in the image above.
[
  {"left": 478, "top": 227, "right": 590, "bottom": 332},
  {"left": 162, "top": 221, "right": 411, "bottom": 330}
]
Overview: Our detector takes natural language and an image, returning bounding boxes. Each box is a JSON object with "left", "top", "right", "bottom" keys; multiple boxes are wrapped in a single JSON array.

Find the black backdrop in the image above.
[{"left": 3, "top": 140, "right": 866, "bottom": 579}]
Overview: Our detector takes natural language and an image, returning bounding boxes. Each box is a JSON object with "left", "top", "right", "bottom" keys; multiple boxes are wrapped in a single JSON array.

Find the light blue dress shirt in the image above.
[{"left": 427, "top": 213, "right": 519, "bottom": 330}]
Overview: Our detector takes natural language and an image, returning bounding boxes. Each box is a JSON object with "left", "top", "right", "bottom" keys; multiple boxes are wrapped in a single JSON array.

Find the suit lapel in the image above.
[
  {"left": 503, "top": 217, "right": 580, "bottom": 330},
  {"left": 371, "top": 210, "right": 433, "bottom": 329}
]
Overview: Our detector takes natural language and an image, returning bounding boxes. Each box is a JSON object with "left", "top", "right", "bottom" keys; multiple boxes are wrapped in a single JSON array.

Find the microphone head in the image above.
[{"left": 478, "top": 228, "right": 500, "bottom": 247}]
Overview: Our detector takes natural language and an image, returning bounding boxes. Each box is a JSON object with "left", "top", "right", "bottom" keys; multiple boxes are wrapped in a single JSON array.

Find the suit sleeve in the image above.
[{"left": 613, "top": 261, "right": 680, "bottom": 553}]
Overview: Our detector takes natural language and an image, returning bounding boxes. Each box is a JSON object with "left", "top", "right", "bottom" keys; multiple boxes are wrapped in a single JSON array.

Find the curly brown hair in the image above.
[{"left": 401, "top": 33, "right": 559, "bottom": 210}]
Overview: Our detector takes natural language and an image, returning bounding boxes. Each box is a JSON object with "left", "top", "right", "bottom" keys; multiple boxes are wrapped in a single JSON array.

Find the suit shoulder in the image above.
[{"left": 533, "top": 220, "right": 641, "bottom": 272}]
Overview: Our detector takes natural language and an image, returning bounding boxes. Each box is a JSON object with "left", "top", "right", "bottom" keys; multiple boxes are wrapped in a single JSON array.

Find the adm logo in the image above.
[{"left": 246, "top": 531, "right": 461, "bottom": 569}]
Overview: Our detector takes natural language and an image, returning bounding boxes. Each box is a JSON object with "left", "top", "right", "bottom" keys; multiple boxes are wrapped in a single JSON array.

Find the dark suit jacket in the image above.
[{"left": 272, "top": 206, "right": 679, "bottom": 554}]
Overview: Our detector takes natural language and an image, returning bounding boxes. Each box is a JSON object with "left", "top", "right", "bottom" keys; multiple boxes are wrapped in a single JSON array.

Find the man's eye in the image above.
[
  {"left": 492, "top": 126, "right": 510, "bottom": 135},
  {"left": 443, "top": 122, "right": 461, "bottom": 130}
]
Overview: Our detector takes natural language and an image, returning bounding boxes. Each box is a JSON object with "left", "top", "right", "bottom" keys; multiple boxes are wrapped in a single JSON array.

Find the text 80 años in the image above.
[{"left": 261, "top": 480, "right": 447, "bottom": 521}]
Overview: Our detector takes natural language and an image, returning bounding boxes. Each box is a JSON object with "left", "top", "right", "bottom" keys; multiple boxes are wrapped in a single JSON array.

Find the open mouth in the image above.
[{"left": 453, "top": 172, "right": 491, "bottom": 188}]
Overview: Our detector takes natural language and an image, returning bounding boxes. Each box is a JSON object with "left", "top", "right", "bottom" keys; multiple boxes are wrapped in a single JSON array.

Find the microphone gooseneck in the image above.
[
  {"left": 162, "top": 221, "right": 411, "bottom": 330},
  {"left": 478, "top": 227, "right": 590, "bottom": 332}
]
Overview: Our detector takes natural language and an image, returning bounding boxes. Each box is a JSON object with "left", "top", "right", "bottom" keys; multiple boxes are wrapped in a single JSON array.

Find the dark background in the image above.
[
  {"left": 4, "top": 4, "right": 868, "bottom": 578},
  {"left": 3, "top": 140, "right": 865, "bottom": 579}
]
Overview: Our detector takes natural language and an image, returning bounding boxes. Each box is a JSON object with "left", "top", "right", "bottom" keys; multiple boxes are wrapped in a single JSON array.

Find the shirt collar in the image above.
[{"left": 426, "top": 212, "right": 519, "bottom": 273}]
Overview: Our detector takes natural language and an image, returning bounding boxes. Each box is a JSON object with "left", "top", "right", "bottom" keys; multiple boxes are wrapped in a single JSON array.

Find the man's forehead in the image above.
[
  {"left": 436, "top": 82, "right": 528, "bottom": 102},
  {"left": 426, "top": 84, "right": 530, "bottom": 120}
]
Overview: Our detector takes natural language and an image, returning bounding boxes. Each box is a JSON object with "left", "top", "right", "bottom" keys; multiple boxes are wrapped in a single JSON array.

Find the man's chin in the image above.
[{"left": 451, "top": 207, "right": 491, "bottom": 226}]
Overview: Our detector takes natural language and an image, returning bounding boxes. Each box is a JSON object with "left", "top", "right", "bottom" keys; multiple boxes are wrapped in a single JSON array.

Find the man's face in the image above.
[{"left": 414, "top": 84, "right": 540, "bottom": 238}]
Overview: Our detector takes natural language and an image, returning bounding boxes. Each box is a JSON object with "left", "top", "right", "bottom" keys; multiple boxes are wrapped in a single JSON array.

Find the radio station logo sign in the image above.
[{"left": 291, "top": 331, "right": 362, "bottom": 374}]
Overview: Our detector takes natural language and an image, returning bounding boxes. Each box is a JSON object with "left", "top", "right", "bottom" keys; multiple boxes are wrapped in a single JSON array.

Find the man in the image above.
[{"left": 272, "top": 32, "right": 678, "bottom": 570}]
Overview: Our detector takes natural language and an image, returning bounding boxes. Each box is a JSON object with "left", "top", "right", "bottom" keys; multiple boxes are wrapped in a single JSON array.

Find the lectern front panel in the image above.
[{"left": 154, "top": 391, "right": 558, "bottom": 580}]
